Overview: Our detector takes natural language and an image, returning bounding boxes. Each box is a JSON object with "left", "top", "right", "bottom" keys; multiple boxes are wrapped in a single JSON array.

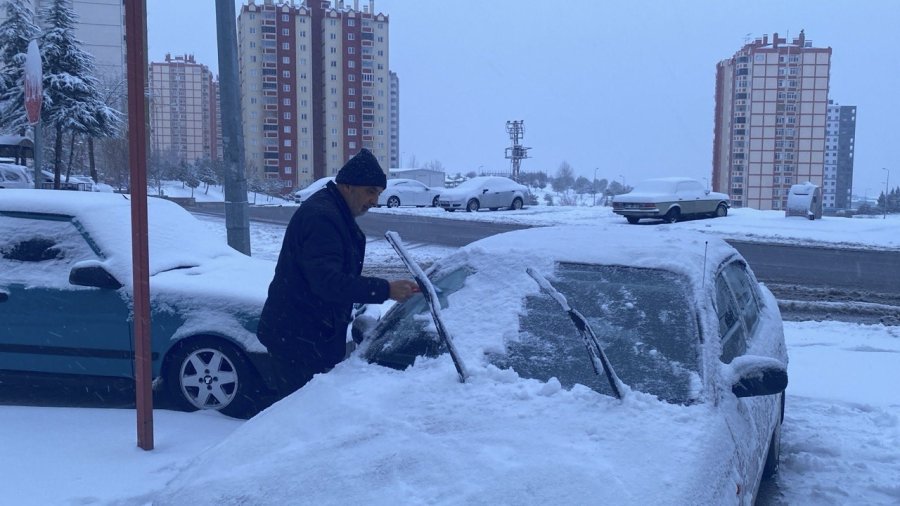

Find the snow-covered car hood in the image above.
[{"left": 156, "top": 358, "right": 743, "bottom": 505}]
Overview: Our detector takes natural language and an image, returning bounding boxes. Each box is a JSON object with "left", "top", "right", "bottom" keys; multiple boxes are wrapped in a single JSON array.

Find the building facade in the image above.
[
  {"left": 389, "top": 70, "right": 399, "bottom": 168},
  {"left": 238, "top": 0, "right": 392, "bottom": 192},
  {"left": 149, "top": 54, "right": 222, "bottom": 164},
  {"left": 713, "top": 31, "right": 832, "bottom": 210},
  {"left": 823, "top": 101, "right": 856, "bottom": 209}
]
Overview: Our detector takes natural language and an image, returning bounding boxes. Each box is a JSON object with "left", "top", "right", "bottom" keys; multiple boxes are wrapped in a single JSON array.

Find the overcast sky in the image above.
[{"left": 147, "top": 0, "right": 899, "bottom": 194}]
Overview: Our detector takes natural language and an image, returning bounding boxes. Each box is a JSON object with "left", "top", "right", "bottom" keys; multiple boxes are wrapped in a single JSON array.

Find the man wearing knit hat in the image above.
[{"left": 257, "top": 149, "right": 419, "bottom": 402}]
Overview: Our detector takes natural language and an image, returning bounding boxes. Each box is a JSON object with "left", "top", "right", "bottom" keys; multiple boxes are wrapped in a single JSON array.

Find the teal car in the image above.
[{"left": 0, "top": 190, "right": 276, "bottom": 418}]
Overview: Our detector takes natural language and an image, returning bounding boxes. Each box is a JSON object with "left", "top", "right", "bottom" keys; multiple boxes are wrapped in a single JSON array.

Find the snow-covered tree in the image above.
[
  {"left": 0, "top": 0, "right": 41, "bottom": 134},
  {"left": 38, "top": 0, "right": 121, "bottom": 187}
]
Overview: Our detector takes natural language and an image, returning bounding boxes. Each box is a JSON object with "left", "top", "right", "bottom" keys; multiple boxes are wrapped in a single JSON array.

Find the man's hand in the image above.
[{"left": 389, "top": 279, "right": 420, "bottom": 302}]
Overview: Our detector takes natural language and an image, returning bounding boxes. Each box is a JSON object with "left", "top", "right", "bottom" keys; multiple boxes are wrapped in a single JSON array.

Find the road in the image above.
[{"left": 188, "top": 203, "right": 900, "bottom": 323}]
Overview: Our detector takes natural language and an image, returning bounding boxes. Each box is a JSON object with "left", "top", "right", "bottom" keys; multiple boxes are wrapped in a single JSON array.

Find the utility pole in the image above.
[
  {"left": 215, "top": 0, "right": 251, "bottom": 255},
  {"left": 504, "top": 120, "right": 530, "bottom": 181}
]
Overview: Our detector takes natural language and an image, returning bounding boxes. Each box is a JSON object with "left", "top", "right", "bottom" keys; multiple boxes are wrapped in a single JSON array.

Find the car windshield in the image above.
[
  {"left": 364, "top": 262, "right": 701, "bottom": 404},
  {"left": 631, "top": 180, "right": 675, "bottom": 194}
]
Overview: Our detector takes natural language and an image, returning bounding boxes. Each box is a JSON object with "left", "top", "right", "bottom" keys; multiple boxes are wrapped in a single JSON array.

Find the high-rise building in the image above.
[
  {"left": 149, "top": 54, "right": 222, "bottom": 164},
  {"left": 824, "top": 101, "right": 856, "bottom": 209},
  {"left": 389, "top": 70, "right": 399, "bottom": 168},
  {"left": 238, "top": 0, "right": 393, "bottom": 192},
  {"left": 0, "top": 0, "right": 126, "bottom": 83},
  {"left": 713, "top": 31, "right": 831, "bottom": 210}
]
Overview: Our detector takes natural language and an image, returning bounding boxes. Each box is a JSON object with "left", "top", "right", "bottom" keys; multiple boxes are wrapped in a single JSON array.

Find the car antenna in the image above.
[
  {"left": 526, "top": 267, "right": 626, "bottom": 400},
  {"left": 702, "top": 241, "right": 709, "bottom": 287},
  {"left": 385, "top": 231, "right": 468, "bottom": 383}
]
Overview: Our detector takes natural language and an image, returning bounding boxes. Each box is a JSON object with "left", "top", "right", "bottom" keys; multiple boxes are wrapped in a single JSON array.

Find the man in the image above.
[{"left": 257, "top": 148, "right": 418, "bottom": 400}]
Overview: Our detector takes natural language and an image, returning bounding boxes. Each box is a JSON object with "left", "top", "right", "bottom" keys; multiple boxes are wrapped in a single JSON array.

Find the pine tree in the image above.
[
  {"left": 38, "top": 0, "right": 120, "bottom": 187},
  {"left": 0, "top": 0, "right": 41, "bottom": 134}
]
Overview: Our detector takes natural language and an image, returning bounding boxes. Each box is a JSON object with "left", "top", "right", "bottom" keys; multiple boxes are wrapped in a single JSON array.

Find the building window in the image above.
[
  {"left": 348, "top": 47, "right": 355, "bottom": 54},
  {"left": 284, "top": 153, "right": 292, "bottom": 160},
  {"left": 284, "top": 139, "right": 292, "bottom": 147},
  {"left": 348, "top": 60, "right": 355, "bottom": 68},
  {"left": 348, "top": 114, "right": 356, "bottom": 122},
  {"left": 282, "top": 42, "right": 290, "bottom": 50},
  {"left": 348, "top": 88, "right": 356, "bottom": 96},
  {"left": 349, "top": 141, "right": 356, "bottom": 149},
  {"left": 282, "top": 56, "right": 290, "bottom": 64},
  {"left": 348, "top": 33, "right": 355, "bottom": 40},
  {"left": 283, "top": 70, "right": 291, "bottom": 78},
  {"left": 348, "top": 74, "right": 355, "bottom": 81},
  {"left": 284, "top": 125, "right": 292, "bottom": 133},
  {"left": 347, "top": 128, "right": 357, "bottom": 136},
  {"left": 283, "top": 98, "right": 291, "bottom": 105},
  {"left": 348, "top": 101, "right": 355, "bottom": 108},
  {"left": 282, "top": 28, "right": 289, "bottom": 36},
  {"left": 282, "top": 14, "right": 289, "bottom": 22},
  {"left": 284, "top": 112, "right": 291, "bottom": 120},
  {"left": 348, "top": 19, "right": 355, "bottom": 26}
]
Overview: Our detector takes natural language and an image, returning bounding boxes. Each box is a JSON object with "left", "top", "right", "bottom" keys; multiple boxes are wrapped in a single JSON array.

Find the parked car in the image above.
[
  {"left": 155, "top": 225, "right": 788, "bottom": 505},
  {"left": 612, "top": 177, "right": 730, "bottom": 224},
  {"left": 293, "top": 176, "right": 334, "bottom": 204},
  {"left": 376, "top": 178, "right": 441, "bottom": 208},
  {"left": 438, "top": 175, "right": 528, "bottom": 212},
  {"left": 0, "top": 163, "right": 33, "bottom": 189},
  {"left": 0, "top": 190, "right": 277, "bottom": 418},
  {"left": 39, "top": 169, "right": 95, "bottom": 192}
]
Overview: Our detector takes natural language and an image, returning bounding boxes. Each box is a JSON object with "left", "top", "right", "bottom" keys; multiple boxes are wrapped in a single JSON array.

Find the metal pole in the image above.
[
  {"left": 33, "top": 123, "right": 42, "bottom": 187},
  {"left": 215, "top": 0, "right": 251, "bottom": 255},
  {"left": 124, "top": 0, "right": 154, "bottom": 451}
]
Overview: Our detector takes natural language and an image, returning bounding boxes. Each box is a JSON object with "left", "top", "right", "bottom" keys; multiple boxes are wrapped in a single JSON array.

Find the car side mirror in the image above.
[
  {"left": 69, "top": 261, "right": 123, "bottom": 290},
  {"left": 482, "top": 188, "right": 489, "bottom": 193},
  {"left": 725, "top": 355, "right": 788, "bottom": 398}
]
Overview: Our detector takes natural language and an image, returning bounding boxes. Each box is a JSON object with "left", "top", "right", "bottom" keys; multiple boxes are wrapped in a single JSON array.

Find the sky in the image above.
[
  {"left": 145, "top": 0, "right": 900, "bottom": 196},
  {"left": 2, "top": 184, "right": 899, "bottom": 504}
]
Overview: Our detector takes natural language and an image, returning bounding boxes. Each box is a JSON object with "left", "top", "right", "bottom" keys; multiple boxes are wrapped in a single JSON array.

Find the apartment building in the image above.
[
  {"left": 712, "top": 31, "right": 832, "bottom": 210},
  {"left": 238, "top": 0, "right": 392, "bottom": 191},
  {"left": 149, "top": 54, "right": 222, "bottom": 164},
  {"left": 389, "top": 70, "right": 399, "bottom": 168},
  {"left": 824, "top": 101, "right": 856, "bottom": 209}
]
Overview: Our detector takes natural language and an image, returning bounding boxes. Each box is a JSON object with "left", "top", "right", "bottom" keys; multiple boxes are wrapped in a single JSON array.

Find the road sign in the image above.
[{"left": 24, "top": 40, "right": 42, "bottom": 125}]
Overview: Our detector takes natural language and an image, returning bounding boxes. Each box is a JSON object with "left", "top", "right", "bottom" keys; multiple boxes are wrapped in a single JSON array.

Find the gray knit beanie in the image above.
[{"left": 335, "top": 149, "right": 386, "bottom": 188}]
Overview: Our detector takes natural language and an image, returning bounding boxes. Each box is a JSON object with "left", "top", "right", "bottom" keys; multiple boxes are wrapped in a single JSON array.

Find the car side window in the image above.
[
  {"left": 0, "top": 214, "right": 100, "bottom": 288},
  {"left": 722, "top": 262, "right": 761, "bottom": 335},
  {"left": 716, "top": 273, "right": 746, "bottom": 363}
]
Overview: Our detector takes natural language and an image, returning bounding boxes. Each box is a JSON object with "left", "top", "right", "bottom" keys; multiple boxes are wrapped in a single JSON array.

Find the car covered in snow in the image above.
[
  {"left": 155, "top": 225, "right": 788, "bottom": 505},
  {"left": 438, "top": 175, "right": 528, "bottom": 212},
  {"left": 612, "top": 177, "right": 730, "bottom": 224},
  {"left": 376, "top": 178, "right": 441, "bottom": 208},
  {"left": 292, "top": 176, "right": 334, "bottom": 204},
  {"left": 0, "top": 190, "right": 276, "bottom": 418},
  {"left": 0, "top": 163, "right": 33, "bottom": 189}
]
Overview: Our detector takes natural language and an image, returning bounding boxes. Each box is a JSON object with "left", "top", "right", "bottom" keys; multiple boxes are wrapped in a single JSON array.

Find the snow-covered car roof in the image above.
[
  {"left": 0, "top": 189, "right": 274, "bottom": 311},
  {"left": 156, "top": 224, "right": 766, "bottom": 505}
]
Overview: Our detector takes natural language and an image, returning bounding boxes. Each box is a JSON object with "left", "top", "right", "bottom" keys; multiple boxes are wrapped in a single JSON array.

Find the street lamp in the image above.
[
  {"left": 883, "top": 167, "right": 890, "bottom": 220},
  {"left": 592, "top": 167, "right": 599, "bottom": 206}
]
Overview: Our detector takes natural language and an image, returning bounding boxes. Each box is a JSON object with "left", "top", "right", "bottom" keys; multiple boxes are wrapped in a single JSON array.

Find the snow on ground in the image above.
[{"left": 1, "top": 182, "right": 898, "bottom": 505}]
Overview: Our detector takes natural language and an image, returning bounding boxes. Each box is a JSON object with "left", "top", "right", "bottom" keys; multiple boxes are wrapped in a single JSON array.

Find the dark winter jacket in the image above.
[{"left": 257, "top": 181, "right": 390, "bottom": 367}]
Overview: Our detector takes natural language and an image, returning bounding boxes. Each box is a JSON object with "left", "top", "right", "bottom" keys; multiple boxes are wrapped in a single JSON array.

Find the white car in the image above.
[
  {"left": 0, "top": 163, "right": 34, "bottom": 189},
  {"left": 292, "top": 176, "right": 334, "bottom": 204},
  {"left": 156, "top": 225, "right": 787, "bottom": 505},
  {"left": 612, "top": 177, "right": 730, "bottom": 224},
  {"left": 438, "top": 175, "right": 528, "bottom": 212},
  {"left": 376, "top": 178, "right": 441, "bottom": 208}
]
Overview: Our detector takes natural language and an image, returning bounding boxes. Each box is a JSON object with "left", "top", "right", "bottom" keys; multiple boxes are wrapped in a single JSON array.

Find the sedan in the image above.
[
  {"left": 438, "top": 175, "right": 528, "bottom": 212},
  {"left": 0, "top": 163, "right": 33, "bottom": 189},
  {"left": 293, "top": 176, "right": 333, "bottom": 204},
  {"left": 612, "top": 177, "right": 730, "bottom": 224},
  {"left": 376, "top": 178, "right": 441, "bottom": 208},
  {"left": 155, "top": 225, "right": 787, "bottom": 505},
  {"left": 0, "top": 190, "right": 276, "bottom": 418}
]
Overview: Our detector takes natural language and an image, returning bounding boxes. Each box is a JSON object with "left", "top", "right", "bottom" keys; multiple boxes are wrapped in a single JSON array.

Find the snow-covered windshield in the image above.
[
  {"left": 364, "top": 262, "right": 701, "bottom": 404},
  {"left": 631, "top": 180, "right": 675, "bottom": 194}
]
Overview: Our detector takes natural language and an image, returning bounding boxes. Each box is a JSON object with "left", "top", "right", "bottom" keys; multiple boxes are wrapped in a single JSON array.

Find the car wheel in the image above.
[
  {"left": 626, "top": 216, "right": 640, "bottom": 224},
  {"left": 387, "top": 196, "right": 401, "bottom": 208},
  {"left": 715, "top": 203, "right": 728, "bottom": 218},
  {"left": 466, "top": 199, "right": 480, "bottom": 212},
  {"left": 664, "top": 207, "right": 680, "bottom": 223},
  {"left": 762, "top": 417, "right": 782, "bottom": 479},
  {"left": 509, "top": 197, "right": 523, "bottom": 211},
  {"left": 432, "top": 196, "right": 440, "bottom": 207},
  {"left": 164, "top": 336, "right": 264, "bottom": 419}
]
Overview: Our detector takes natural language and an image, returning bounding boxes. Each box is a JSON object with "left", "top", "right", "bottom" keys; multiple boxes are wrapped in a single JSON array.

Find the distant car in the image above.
[
  {"left": 156, "top": 225, "right": 788, "bottom": 505},
  {"left": 0, "top": 163, "right": 33, "bottom": 189},
  {"left": 438, "top": 175, "right": 528, "bottom": 212},
  {"left": 293, "top": 176, "right": 334, "bottom": 204},
  {"left": 377, "top": 178, "right": 441, "bottom": 208},
  {"left": 39, "top": 169, "right": 95, "bottom": 192},
  {"left": 0, "top": 190, "right": 277, "bottom": 418},
  {"left": 612, "top": 177, "right": 730, "bottom": 224}
]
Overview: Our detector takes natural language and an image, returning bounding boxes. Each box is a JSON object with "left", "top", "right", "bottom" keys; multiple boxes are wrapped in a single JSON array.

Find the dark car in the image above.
[{"left": 0, "top": 190, "right": 276, "bottom": 418}]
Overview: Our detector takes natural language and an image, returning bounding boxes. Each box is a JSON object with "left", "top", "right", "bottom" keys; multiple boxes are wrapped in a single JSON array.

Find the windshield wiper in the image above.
[
  {"left": 385, "top": 231, "right": 468, "bottom": 383},
  {"left": 526, "top": 267, "right": 626, "bottom": 399}
]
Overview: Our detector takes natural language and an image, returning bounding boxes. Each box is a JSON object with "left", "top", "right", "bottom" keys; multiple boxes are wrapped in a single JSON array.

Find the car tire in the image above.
[
  {"left": 387, "top": 196, "right": 400, "bottom": 208},
  {"left": 432, "top": 196, "right": 440, "bottom": 207},
  {"left": 466, "top": 199, "right": 480, "bottom": 212},
  {"left": 163, "top": 336, "right": 264, "bottom": 419},
  {"left": 715, "top": 204, "right": 728, "bottom": 218},
  {"left": 510, "top": 197, "right": 523, "bottom": 211},
  {"left": 626, "top": 216, "right": 640, "bottom": 224},
  {"left": 663, "top": 207, "right": 680, "bottom": 223},
  {"left": 762, "top": 418, "right": 782, "bottom": 479}
]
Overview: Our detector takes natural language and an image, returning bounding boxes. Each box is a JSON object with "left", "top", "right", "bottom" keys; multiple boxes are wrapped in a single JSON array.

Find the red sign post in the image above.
[{"left": 24, "top": 39, "right": 42, "bottom": 188}]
